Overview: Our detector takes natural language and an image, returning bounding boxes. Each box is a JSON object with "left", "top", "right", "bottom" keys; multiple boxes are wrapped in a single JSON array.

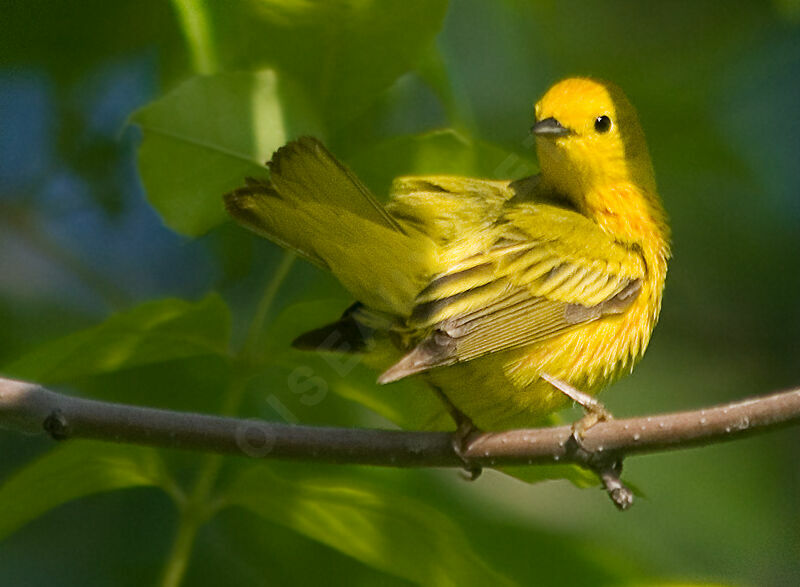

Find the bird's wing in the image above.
[
  {"left": 390, "top": 176, "right": 516, "bottom": 199},
  {"left": 385, "top": 176, "right": 515, "bottom": 245},
  {"left": 379, "top": 204, "right": 646, "bottom": 382}
]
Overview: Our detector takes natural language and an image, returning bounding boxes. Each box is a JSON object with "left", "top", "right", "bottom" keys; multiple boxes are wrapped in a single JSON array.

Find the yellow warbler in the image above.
[{"left": 224, "top": 78, "right": 670, "bottom": 434}]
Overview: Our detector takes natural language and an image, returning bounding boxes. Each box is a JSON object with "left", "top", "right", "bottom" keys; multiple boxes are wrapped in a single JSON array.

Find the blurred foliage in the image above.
[{"left": 1, "top": 0, "right": 799, "bottom": 585}]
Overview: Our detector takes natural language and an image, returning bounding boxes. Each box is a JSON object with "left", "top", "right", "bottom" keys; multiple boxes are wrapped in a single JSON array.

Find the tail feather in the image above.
[
  {"left": 377, "top": 335, "right": 456, "bottom": 383},
  {"left": 267, "top": 137, "right": 404, "bottom": 232},
  {"left": 224, "top": 181, "right": 331, "bottom": 269},
  {"left": 224, "top": 137, "right": 435, "bottom": 315}
]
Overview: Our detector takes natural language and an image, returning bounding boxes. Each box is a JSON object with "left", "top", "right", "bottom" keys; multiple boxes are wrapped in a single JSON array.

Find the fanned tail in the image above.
[{"left": 224, "top": 137, "right": 435, "bottom": 315}]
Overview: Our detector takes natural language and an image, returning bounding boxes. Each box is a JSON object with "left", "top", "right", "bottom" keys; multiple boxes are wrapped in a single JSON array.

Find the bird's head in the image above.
[{"left": 532, "top": 78, "right": 656, "bottom": 206}]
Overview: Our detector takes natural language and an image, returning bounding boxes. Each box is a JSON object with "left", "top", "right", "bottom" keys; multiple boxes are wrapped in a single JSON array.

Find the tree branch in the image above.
[{"left": 2, "top": 376, "right": 799, "bottom": 507}]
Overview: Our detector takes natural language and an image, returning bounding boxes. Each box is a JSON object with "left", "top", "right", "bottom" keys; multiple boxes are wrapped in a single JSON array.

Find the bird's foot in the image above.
[
  {"left": 571, "top": 403, "right": 613, "bottom": 442},
  {"left": 541, "top": 373, "right": 632, "bottom": 509},
  {"left": 539, "top": 373, "right": 613, "bottom": 444},
  {"left": 428, "top": 383, "right": 483, "bottom": 480},
  {"left": 451, "top": 415, "right": 482, "bottom": 481}
]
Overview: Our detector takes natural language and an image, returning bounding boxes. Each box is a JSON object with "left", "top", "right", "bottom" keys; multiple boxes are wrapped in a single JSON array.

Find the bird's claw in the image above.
[
  {"left": 570, "top": 402, "right": 613, "bottom": 446},
  {"left": 540, "top": 373, "right": 613, "bottom": 446},
  {"left": 429, "top": 384, "right": 483, "bottom": 480},
  {"left": 452, "top": 417, "right": 482, "bottom": 481}
]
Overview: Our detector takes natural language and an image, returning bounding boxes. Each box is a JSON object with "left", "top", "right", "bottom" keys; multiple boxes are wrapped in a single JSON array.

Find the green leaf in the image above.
[
  {"left": 4, "top": 294, "right": 231, "bottom": 383},
  {"left": 2, "top": 1, "right": 187, "bottom": 82},
  {"left": 501, "top": 464, "right": 599, "bottom": 488},
  {"left": 0, "top": 442, "right": 169, "bottom": 542},
  {"left": 225, "top": 467, "right": 514, "bottom": 586},
  {"left": 349, "top": 129, "right": 538, "bottom": 195},
  {"left": 132, "top": 70, "right": 320, "bottom": 236},
  {"left": 194, "top": 506, "right": 415, "bottom": 586},
  {"left": 330, "top": 366, "right": 451, "bottom": 430},
  {"left": 201, "top": 0, "right": 450, "bottom": 126}
]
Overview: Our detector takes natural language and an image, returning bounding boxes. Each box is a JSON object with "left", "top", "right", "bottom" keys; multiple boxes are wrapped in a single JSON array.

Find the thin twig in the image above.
[{"left": 1, "top": 377, "right": 799, "bottom": 506}]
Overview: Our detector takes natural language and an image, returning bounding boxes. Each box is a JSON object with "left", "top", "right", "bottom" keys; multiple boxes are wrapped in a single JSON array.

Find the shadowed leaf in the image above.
[
  {"left": 225, "top": 467, "right": 515, "bottom": 586},
  {"left": 4, "top": 294, "right": 231, "bottom": 383},
  {"left": 0, "top": 442, "right": 169, "bottom": 542}
]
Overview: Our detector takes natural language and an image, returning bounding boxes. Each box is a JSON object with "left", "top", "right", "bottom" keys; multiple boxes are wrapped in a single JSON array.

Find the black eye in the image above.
[{"left": 594, "top": 115, "right": 612, "bottom": 133}]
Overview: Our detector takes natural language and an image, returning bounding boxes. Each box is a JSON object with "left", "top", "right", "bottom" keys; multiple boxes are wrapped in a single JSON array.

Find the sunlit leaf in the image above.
[
  {"left": 132, "top": 69, "right": 320, "bottom": 235},
  {"left": 189, "top": 506, "right": 413, "bottom": 586},
  {"left": 331, "top": 372, "right": 452, "bottom": 431},
  {"left": 501, "top": 464, "right": 599, "bottom": 488},
  {"left": 225, "top": 467, "right": 514, "bottom": 586},
  {"left": 0, "top": 442, "right": 169, "bottom": 542},
  {"left": 4, "top": 294, "right": 231, "bottom": 383}
]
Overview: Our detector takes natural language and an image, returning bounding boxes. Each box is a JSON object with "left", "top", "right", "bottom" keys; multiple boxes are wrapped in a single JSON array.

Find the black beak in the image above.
[{"left": 531, "top": 117, "right": 571, "bottom": 137}]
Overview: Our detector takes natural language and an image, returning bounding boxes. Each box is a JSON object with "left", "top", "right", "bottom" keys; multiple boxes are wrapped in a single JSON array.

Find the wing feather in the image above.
[{"left": 380, "top": 204, "right": 647, "bottom": 382}]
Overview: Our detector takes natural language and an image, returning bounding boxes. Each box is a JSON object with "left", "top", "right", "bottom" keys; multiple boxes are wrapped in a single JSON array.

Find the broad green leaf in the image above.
[
  {"left": 199, "top": 0, "right": 449, "bottom": 126},
  {"left": 225, "top": 467, "right": 514, "bottom": 586},
  {"left": 326, "top": 357, "right": 452, "bottom": 431},
  {"left": 190, "top": 506, "right": 414, "bottom": 586},
  {"left": 0, "top": 442, "right": 169, "bottom": 542},
  {"left": 349, "top": 129, "right": 538, "bottom": 196},
  {"left": 4, "top": 294, "right": 230, "bottom": 383},
  {"left": 332, "top": 373, "right": 452, "bottom": 431},
  {"left": 132, "top": 70, "right": 320, "bottom": 235}
]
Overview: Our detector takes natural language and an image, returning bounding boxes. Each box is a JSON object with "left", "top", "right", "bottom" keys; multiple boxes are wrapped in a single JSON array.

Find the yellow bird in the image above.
[{"left": 224, "top": 78, "right": 670, "bottom": 440}]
